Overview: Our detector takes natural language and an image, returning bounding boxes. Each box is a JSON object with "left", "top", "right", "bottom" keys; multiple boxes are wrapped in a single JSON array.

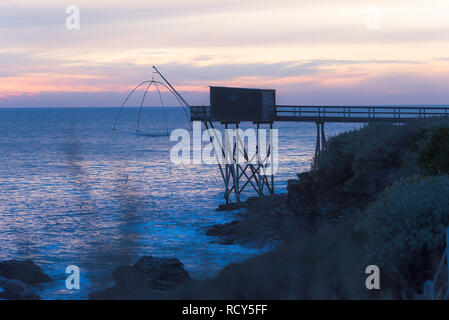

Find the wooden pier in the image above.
[
  {"left": 191, "top": 104, "right": 449, "bottom": 204},
  {"left": 191, "top": 105, "right": 449, "bottom": 123},
  {"left": 149, "top": 69, "right": 449, "bottom": 204}
]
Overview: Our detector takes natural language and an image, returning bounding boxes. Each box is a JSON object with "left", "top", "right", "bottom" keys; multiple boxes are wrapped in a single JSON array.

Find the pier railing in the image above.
[{"left": 274, "top": 105, "right": 449, "bottom": 123}]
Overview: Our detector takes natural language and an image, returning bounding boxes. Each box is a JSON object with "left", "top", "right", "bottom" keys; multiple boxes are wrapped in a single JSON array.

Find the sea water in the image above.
[{"left": 0, "top": 107, "right": 362, "bottom": 299}]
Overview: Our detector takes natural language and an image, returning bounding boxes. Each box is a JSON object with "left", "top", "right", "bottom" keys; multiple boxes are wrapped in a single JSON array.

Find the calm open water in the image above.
[{"left": 0, "top": 107, "right": 362, "bottom": 299}]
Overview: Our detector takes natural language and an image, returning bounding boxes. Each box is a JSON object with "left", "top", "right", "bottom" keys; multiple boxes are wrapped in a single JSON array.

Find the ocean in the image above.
[{"left": 0, "top": 107, "right": 363, "bottom": 299}]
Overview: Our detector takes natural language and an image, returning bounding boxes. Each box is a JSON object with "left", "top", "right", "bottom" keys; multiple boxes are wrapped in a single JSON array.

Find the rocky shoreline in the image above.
[
  {"left": 0, "top": 193, "right": 296, "bottom": 300},
  {"left": 87, "top": 193, "right": 303, "bottom": 299},
  {"left": 204, "top": 194, "right": 292, "bottom": 247},
  {"left": 0, "top": 177, "right": 346, "bottom": 300},
  {"left": 203, "top": 172, "right": 358, "bottom": 249},
  {"left": 0, "top": 256, "right": 193, "bottom": 300}
]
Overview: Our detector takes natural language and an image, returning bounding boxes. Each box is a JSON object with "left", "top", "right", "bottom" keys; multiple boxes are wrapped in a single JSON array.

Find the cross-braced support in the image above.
[
  {"left": 204, "top": 121, "right": 275, "bottom": 204},
  {"left": 150, "top": 67, "right": 276, "bottom": 204}
]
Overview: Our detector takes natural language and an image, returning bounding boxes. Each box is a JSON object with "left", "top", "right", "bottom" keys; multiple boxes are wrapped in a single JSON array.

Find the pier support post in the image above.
[
  {"left": 314, "top": 121, "right": 327, "bottom": 158},
  {"left": 314, "top": 122, "right": 327, "bottom": 168},
  {"left": 320, "top": 122, "right": 327, "bottom": 151},
  {"left": 315, "top": 122, "right": 321, "bottom": 158}
]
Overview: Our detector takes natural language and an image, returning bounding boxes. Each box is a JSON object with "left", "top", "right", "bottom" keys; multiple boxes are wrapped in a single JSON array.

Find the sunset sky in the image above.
[{"left": 2, "top": 0, "right": 449, "bottom": 107}]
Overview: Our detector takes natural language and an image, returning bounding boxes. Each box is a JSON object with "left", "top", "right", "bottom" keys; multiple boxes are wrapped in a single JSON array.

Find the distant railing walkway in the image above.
[
  {"left": 275, "top": 105, "right": 449, "bottom": 123},
  {"left": 191, "top": 105, "right": 449, "bottom": 123}
]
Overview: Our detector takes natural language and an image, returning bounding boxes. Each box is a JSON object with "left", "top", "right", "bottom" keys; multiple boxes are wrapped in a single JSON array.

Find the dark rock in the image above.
[
  {"left": 133, "top": 256, "right": 191, "bottom": 290},
  {"left": 206, "top": 220, "right": 242, "bottom": 245},
  {"left": 0, "top": 276, "right": 41, "bottom": 300},
  {"left": 90, "top": 256, "right": 191, "bottom": 299},
  {"left": 244, "top": 196, "right": 275, "bottom": 209},
  {"left": 112, "top": 265, "right": 142, "bottom": 290},
  {"left": 207, "top": 194, "right": 292, "bottom": 247},
  {"left": 90, "top": 265, "right": 150, "bottom": 300},
  {"left": 216, "top": 202, "right": 243, "bottom": 212},
  {"left": 0, "top": 259, "right": 51, "bottom": 285}
]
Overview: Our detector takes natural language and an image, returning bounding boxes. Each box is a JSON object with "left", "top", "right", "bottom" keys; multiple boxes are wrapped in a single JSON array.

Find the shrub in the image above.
[
  {"left": 314, "top": 119, "right": 449, "bottom": 201},
  {"left": 356, "top": 175, "right": 449, "bottom": 292},
  {"left": 315, "top": 122, "right": 412, "bottom": 199},
  {"left": 419, "top": 127, "right": 449, "bottom": 175}
]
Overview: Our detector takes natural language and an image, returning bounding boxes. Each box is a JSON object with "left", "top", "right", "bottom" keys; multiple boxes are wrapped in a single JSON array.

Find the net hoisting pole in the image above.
[
  {"left": 153, "top": 66, "right": 190, "bottom": 109},
  {"left": 152, "top": 66, "right": 193, "bottom": 131}
]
